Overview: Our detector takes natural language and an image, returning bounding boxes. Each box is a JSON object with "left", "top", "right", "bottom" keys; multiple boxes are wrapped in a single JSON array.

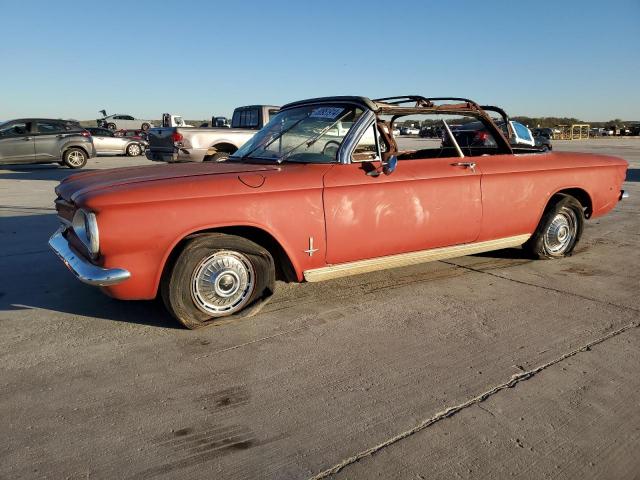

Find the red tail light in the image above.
[
  {"left": 81, "top": 130, "right": 91, "bottom": 137},
  {"left": 171, "top": 132, "right": 183, "bottom": 142}
]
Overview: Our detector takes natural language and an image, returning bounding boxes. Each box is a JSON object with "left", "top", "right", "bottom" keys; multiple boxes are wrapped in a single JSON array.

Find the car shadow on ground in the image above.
[
  {"left": 0, "top": 164, "right": 96, "bottom": 182},
  {"left": 626, "top": 168, "right": 639, "bottom": 182},
  {"left": 0, "top": 212, "right": 180, "bottom": 329},
  {"left": 472, "top": 247, "right": 532, "bottom": 260}
]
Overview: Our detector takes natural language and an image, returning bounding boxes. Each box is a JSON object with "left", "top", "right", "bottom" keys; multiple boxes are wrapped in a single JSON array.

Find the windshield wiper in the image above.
[
  {"left": 237, "top": 114, "right": 309, "bottom": 161},
  {"left": 277, "top": 111, "right": 352, "bottom": 164}
]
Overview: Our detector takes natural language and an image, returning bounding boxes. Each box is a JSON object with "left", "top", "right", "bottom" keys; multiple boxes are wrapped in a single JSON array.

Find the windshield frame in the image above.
[{"left": 230, "top": 103, "right": 374, "bottom": 165}]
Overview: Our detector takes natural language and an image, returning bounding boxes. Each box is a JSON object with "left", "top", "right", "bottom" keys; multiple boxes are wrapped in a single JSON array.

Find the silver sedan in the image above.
[{"left": 86, "top": 127, "right": 146, "bottom": 156}]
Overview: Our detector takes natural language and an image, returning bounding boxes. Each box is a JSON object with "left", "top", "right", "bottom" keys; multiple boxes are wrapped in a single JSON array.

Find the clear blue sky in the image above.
[{"left": 1, "top": 0, "right": 638, "bottom": 121}]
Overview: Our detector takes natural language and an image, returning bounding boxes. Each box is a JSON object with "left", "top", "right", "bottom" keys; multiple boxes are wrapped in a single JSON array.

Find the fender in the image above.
[{"left": 153, "top": 221, "right": 302, "bottom": 295}]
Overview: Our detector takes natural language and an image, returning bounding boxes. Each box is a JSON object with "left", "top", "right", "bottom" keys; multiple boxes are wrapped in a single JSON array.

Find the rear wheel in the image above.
[
  {"left": 107, "top": 123, "right": 117, "bottom": 130},
  {"left": 161, "top": 234, "right": 275, "bottom": 329},
  {"left": 203, "top": 152, "right": 231, "bottom": 162},
  {"left": 126, "top": 143, "right": 141, "bottom": 156},
  {"left": 62, "top": 148, "right": 87, "bottom": 169},
  {"left": 524, "top": 195, "right": 584, "bottom": 259}
]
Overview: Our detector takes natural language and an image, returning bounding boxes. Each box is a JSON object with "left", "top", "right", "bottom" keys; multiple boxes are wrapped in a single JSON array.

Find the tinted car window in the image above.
[
  {"left": 232, "top": 109, "right": 259, "bottom": 128},
  {"left": 37, "top": 121, "right": 65, "bottom": 134},
  {"left": 0, "top": 122, "right": 29, "bottom": 137}
]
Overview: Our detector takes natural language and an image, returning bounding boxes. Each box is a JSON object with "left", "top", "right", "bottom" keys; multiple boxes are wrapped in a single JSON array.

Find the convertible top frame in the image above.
[{"left": 279, "top": 94, "right": 515, "bottom": 157}]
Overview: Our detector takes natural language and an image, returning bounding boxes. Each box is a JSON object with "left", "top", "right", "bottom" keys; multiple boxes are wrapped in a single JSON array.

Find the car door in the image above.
[
  {"left": 34, "top": 120, "right": 69, "bottom": 161},
  {"left": 0, "top": 121, "right": 36, "bottom": 164},
  {"left": 119, "top": 115, "right": 136, "bottom": 130},
  {"left": 322, "top": 123, "right": 482, "bottom": 265},
  {"left": 95, "top": 128, "right": 124, "bottom": 153}
]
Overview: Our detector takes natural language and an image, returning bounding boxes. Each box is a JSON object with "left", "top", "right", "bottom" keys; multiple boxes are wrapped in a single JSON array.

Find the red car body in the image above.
[{"left": 50, "top": 96, "right": 628, "bottom": 325}]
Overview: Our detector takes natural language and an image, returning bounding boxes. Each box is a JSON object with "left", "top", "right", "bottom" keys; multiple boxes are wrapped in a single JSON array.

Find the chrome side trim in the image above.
[
  {"left": 303, "top": 234, "right": 531, "bottom": 282},
  {"left": 48, "top": 228, "right": 130, "bottom": 286}
]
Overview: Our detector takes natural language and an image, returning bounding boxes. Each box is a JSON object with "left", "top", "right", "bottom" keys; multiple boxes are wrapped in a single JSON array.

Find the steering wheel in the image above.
[{"left": 322, "top": 140, "right": 341, "bottom": 159}]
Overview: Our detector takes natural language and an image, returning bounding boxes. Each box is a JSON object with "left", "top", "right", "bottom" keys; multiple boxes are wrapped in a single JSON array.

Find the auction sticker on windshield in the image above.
[{"left": 310, "top": 107, "right": 344, "bottom": 119}]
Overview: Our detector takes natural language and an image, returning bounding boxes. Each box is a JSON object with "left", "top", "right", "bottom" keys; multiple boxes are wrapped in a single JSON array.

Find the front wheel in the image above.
[
  {"left": 62, "top": 148, "right": 88, "bottom": 169},
  {"left": 161, "top": 234, "right": 275, "bottom": 329},
  {"left": 141, "top": 123, "right": 150, "bottom": 131},
  {"left": 107, "top": 123, "right": 117, "bottom": 130},
  {"left": 524, "top": 195, "right": 584, "bottom": 259}
]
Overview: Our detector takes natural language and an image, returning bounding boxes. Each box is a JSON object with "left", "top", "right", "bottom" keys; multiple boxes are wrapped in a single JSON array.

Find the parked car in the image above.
[
  {"left": 161, "top": 114, "right": 193, "bottom": 128},
  {"left": 97, "top": 113, "right": 156, "bottom": 131},
  {"left": 419, "top": 125, "right": 442, "bottom": 138},
  {"left": 212, "top": 116, "right": 231, "bottom": 128},
  {"left": 0, "top": 118, "right": 95, "bottom": 168},
  {"left": 146, "top": 104, "right": 279, "bottom": 163},
  {"left": 49, "top": 95, "right": 628, "bottom": 329},
  {"left": 115, "top": 129, "right": 148, "bottom": 141},
  {"left": 532, "top": 127, "right": 554, "bottom": 140},
  {"left": 86, "top": 127, "right": 146, "bottom": 156},
  {"left": 400, "top": 126, "right": 420, "bottom": 135}
]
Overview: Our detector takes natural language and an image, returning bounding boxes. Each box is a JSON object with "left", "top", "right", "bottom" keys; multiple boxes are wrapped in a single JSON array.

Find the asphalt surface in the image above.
[{"left": 1, "top": 140, "right": 639, "bottom": 479}]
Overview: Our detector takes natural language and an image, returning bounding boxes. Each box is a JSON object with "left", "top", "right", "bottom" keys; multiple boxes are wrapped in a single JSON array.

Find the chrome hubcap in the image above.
[
  {"left": 544, "top": 208, "right": 577, "bottom": 254},
  {"left": 130, "top": 145, "right": 140, "bottom": 155},
  {"left": 191, "top": 251, "right": 254, "bottom": 316}
]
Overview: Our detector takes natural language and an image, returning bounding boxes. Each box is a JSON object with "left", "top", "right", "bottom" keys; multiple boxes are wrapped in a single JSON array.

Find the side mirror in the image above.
[
  {"left": 366, "top": 155, "right": 398, "bottom": 177},
  {"left": 382, "top": 155, "right": 397, "bottom": 175}
]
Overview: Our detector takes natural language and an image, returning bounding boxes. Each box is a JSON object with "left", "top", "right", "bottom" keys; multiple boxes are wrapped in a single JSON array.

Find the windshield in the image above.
[{"left": 232, "top": 104, "right": 364, "bottom": 163}]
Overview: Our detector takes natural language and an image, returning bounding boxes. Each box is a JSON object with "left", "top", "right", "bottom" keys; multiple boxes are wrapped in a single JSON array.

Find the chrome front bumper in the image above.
[
  {"left": 48, "top": 228, "right": 130, "bottom": 286},
  {"left": 620, "top": 190, "right": 629, "bottom": 200}
]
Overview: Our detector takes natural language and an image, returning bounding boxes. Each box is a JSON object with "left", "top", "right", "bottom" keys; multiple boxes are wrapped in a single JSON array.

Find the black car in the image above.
[
  {"left": 0, "top": 118, "right": 96, "bottom": 168},
  {"left": 532, "top": 127, "right": 554, "bottom": 140}
]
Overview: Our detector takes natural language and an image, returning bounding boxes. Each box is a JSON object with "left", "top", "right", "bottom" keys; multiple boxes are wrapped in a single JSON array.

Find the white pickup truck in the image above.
[{"left": 146, "top": 105, "right": 279, "bottom": 163}]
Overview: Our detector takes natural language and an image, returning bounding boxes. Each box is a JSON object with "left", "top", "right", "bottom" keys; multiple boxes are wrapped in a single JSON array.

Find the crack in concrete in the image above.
[
  {"left": 441, "top": 260, "right": 640, "bottom": 314},
  {"left": 308, "top": 320, "right": 640, "bottom": 480}
]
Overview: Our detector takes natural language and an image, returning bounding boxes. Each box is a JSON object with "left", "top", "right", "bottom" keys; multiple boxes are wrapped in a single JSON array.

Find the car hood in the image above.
[{"left": 56, "top": 161, "right": 280, "bottom": 203}]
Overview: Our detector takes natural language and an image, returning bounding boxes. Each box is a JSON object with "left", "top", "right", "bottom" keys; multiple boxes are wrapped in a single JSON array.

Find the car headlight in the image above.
[{"left": 72, "top": 209, "right": 100, "bottom": 257}]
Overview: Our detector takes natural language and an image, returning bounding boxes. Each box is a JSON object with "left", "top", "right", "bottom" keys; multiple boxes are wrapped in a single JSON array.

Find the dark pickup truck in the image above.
[{"left": 146, "top": 105, "right": 279, "bottom": 163}]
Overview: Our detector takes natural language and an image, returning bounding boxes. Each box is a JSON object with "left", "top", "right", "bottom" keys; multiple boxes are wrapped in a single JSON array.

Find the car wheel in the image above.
[
  {"left": 141, "top": 123, "right": 150, "bottom": 131},
  {"left": 63, "top": 148, "right": 88, "bottom": 169},
  {"left": 126, "top": 143, "right": 141, "bottom": 156},
  {"left": 107, "top": 123, "right": 117, "bottom": 130},
  {"left": 524, "top": 195, "right": 584, "bottom": 259},
  {"left": 161, "top": 234, "right": 275, "bottom": 329},
  {"left": 203, "top": 152, "right": 230, "bottom": 162}
]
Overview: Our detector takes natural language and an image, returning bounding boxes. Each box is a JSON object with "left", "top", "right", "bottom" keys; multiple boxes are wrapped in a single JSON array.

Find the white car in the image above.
[{"left": 97, "top": 113, "right": 156, "bottom": 131}]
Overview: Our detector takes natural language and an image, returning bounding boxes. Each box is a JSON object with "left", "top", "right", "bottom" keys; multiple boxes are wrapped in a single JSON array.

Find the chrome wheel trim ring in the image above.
[
  {"left": 191, "top": 251, "right": 255, "bottom": 316},
  {"left": 544, "top": 208, "right": 577, "bottom": 254},
  {"left": 129, "top": 144, "right": 140, "bottom": 156},
  {"left": 67, "top": 150, "right": 84, "bottom": 166}
]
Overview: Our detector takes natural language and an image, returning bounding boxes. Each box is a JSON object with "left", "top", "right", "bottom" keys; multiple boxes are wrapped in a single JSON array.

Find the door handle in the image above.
[{"left": 451, "top": 162, "right": 476, "bottom": 171}]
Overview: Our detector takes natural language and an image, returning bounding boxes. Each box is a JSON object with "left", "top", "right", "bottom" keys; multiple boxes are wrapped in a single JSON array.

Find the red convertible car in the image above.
[{"left": 50, "top": 96, "right": 628, "bottom": 328}]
